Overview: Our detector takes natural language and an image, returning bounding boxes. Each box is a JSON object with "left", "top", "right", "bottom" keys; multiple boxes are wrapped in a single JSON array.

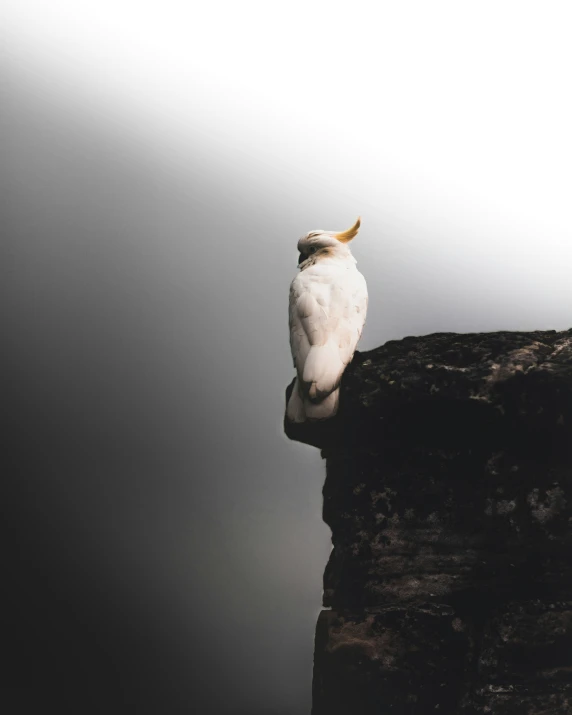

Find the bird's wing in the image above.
[
  {"left": 289, "top": 268, "right": 367, "bottom": 399},
  {"left": 352, "top": 270, "right": 368, "bottom": 346},
  {"left": 333, "top": 269, "right": 368, "bottom": 367},
  {"left": 289, "top": 274, "right": 324, "bottom": 372}
]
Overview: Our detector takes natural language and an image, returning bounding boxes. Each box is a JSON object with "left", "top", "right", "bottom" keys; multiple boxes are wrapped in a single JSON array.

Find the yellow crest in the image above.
[{"left": 334, "top": 217, "right": 361, "bottom": 243}]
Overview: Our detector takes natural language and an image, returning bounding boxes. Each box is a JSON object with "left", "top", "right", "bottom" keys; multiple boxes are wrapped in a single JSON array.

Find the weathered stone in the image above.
[
  {"left": 285, "top": 329, "right": 572, "bottom": 714},
  {"left": 473, "top": 599, "right": 572, "bottom": 713},
  {"left": 312, "top": 606, "right": 475, "bottom": 713}
]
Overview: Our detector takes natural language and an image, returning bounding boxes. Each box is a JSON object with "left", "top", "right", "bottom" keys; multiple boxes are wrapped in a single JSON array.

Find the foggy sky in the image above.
[{"left": 5, "top": 2, "right": 572, "bottom": 713}]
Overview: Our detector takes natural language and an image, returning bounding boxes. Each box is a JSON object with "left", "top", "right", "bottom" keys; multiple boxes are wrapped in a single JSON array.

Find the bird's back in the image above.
[{"left": 289, "top": 260, "right": 367, "bottom": 411}]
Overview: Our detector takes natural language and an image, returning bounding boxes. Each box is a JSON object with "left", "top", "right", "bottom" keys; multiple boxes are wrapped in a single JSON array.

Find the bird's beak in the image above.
[{"left": 298, "top": 252, "right": 304, "bottom": 265}]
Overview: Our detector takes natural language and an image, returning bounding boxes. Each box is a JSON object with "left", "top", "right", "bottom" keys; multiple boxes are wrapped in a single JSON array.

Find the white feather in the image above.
[{"left": 286, "top": 230, "right": 368, "bottom": 423}]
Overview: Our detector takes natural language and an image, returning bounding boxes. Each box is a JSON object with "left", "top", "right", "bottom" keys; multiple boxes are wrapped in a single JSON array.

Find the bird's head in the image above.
[{"left": 297, "top": 217, "right": 361, "bottom": 267}]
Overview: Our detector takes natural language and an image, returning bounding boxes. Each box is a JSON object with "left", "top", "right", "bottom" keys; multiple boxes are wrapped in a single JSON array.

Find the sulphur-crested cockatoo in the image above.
[{"left": 286, "top": 217, "right": 368, "bottom": 423}]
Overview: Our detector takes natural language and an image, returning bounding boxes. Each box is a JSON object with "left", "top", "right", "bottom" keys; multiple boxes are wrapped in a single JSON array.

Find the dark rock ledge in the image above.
[{"left": 285, "top": 329, "right": 572, "bottom": 714}]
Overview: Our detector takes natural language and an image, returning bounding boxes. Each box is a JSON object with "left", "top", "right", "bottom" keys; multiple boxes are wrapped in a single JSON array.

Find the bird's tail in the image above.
[
  {"left": 304, "top": 388, "right": 339, "bottom": 421},
  {"left": 302, "top": 343, "right": 345, "bottom": 402},
  {"left": 285, "top": 342, "right": 345, "bottom": 423},
  {"left": 286, "top": 377, "right": 307, "bottom": 423},
  {"left": 286, "top": 377, "right": 341, "bottom": 423}
]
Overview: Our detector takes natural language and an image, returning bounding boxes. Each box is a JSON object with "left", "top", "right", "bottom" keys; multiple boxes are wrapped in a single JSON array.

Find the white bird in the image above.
[{"left": 287, "top": 217, "right": 368, "bottom": 423}]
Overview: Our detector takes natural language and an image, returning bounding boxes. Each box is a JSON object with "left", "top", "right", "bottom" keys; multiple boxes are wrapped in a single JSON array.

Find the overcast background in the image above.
[{"left": 4, "top": 2, "right": 572, "bottom": 713}]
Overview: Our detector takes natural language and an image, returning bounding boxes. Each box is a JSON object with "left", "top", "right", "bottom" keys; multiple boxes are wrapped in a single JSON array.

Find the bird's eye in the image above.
[{"left": 308, "top": 247, "right": 317, "bottom": 254}]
